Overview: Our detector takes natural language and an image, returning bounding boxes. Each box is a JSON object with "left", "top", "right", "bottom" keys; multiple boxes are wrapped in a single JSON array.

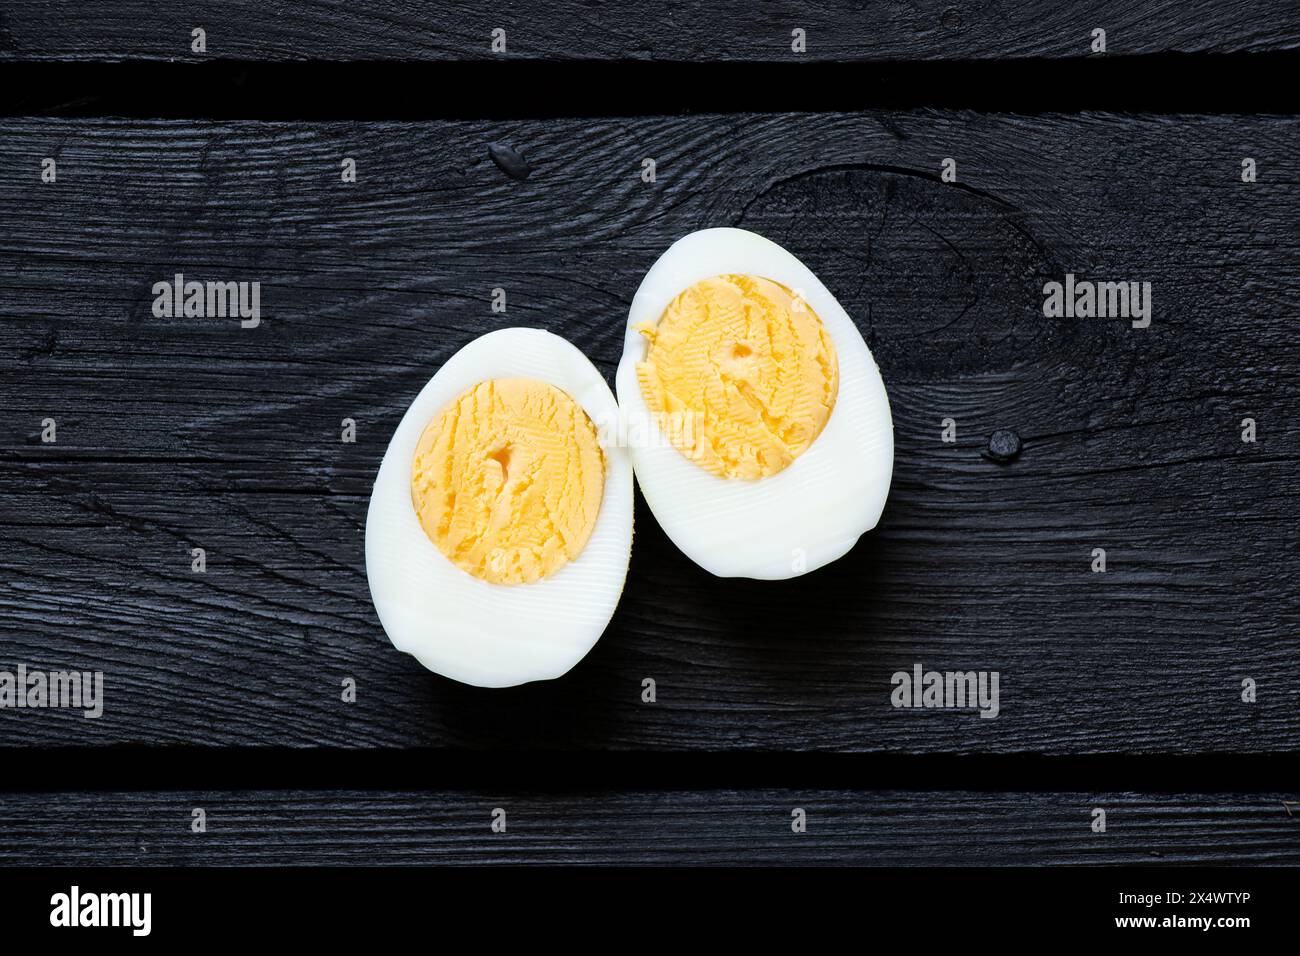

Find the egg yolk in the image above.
[
  {"left": 635, "top": 274, "right": 839, "bottom": 480},
  {"left": 411, "top": 378, "right": 605, "bottom": 585}
]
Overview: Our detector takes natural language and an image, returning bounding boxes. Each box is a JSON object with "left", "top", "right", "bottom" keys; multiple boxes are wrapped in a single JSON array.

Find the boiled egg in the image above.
[
  {"left": 615, "top": 228, "right": 892, "bottom": 579},
  {"left": 366, "top": 328, "right": 633, "bottom": 687}
]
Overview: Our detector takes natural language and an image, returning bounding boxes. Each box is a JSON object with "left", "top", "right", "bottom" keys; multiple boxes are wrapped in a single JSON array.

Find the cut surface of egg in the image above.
[
  {"left": 367, "top": 328, "right": 633, "bottom": 687},
  {"left": 615, "top": 228, "right": 893, "bottom": 579}
]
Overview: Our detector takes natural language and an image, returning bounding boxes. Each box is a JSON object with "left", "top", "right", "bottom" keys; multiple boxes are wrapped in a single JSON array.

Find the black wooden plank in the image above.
[
  {"left": 7, "top": 60, "right": 1300, "bottom": 122},
  {"left": 2, "top": 1, "right": 1298, "bottom": 62},
  {"left": 1, "top": 790, "right": 1295, "bottom": 865},
  {"left": 0, "top": 113, "right": 1297, "bottom": 752}
]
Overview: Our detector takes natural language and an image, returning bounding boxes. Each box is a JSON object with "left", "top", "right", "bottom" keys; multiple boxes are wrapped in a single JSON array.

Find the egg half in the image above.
[
  {"left": 615, "top": 228, "right": 893, "bottom": 579},
  {"left": 366, "top": 327, "right": 633, "bottom": 687}
]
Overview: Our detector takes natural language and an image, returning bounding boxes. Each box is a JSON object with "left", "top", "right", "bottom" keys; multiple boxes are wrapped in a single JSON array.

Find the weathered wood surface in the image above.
[
  {"left": 2, "top": 790, "right": 1296, "bottom": 865},
  {"left": 0, "top": 113, "right": 1297, "bottom": 752},
  {"left": 1, "top": 1, "right": 1298, "bottom": 62}
]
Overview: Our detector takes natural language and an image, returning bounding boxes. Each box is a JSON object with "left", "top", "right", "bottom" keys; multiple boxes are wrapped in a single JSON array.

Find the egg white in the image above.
[
  {"left": 366, "top": 327, "right": 633, "bottom": 687},
  {"left": 615, "top": 228, "right": 893, "bottom": 579}
]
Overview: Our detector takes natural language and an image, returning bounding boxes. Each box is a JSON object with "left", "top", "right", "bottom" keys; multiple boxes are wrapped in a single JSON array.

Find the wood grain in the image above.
[
  {"left": 0, "top": 113, "right": 1297, "bottom": 752},
  {"left": 1, "top": 789, "right": 1295, "bottom": 865},
  {"left": 1, "top": 1, "right": 1298, "bottom": 62}
]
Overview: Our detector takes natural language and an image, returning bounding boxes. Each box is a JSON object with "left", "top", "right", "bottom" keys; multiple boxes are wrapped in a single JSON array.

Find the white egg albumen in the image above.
[
  {"left": 366, "top": 328, "right": 633, "bottom": 687},
  {"left": 615, "top": 228, "right": 893, "bottom": 579}
]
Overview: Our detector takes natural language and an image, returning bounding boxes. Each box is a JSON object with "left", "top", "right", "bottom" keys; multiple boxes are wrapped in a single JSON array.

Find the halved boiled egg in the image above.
[
  {"left": 366, "top": 328, "right": 633, "bottom": 687},
  {"left": 615, "top": 228, "right": 892, "bottom": 579}
]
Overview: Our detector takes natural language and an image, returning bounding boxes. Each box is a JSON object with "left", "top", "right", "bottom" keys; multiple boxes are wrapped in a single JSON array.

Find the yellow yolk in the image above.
[
  {"left": 411, "top": 378, "right": 605, "bottom": 585},
  {"left": 636, "top": 274, "right": 839, "bottom": 480}
]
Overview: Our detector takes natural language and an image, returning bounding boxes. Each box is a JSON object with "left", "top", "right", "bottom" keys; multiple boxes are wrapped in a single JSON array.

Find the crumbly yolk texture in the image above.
[
  {"left": 636, "top": 274, "right": 839, "bottom": 480},
  {"left": 411, "top": 378, "right": 605, "bottom": 585}
]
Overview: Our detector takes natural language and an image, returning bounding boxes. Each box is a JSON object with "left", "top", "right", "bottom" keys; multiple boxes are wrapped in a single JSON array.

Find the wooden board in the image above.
[
  {"left": 1, "top": 112, "right": 1298, "bottom": 754},
  {"left": 2, "top": 789, "right": 1296, "bottom": 865},
  {"left": 2, "top": 1, "right": 1298, "bottom": 62}
]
